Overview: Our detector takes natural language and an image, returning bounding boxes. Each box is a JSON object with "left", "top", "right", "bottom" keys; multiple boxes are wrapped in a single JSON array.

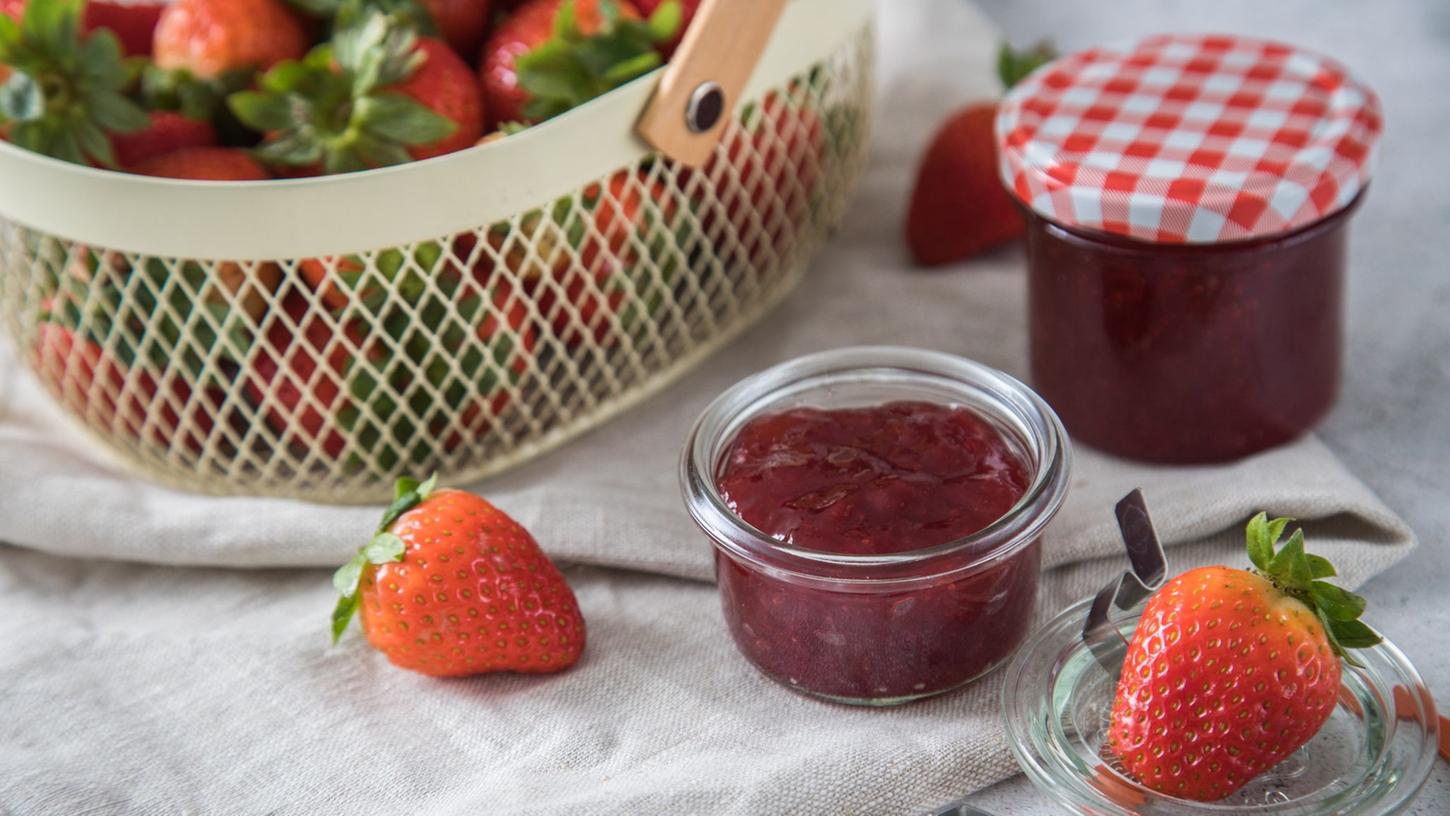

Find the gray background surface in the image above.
[{"left": 959, "top": 1, "right": 1449, "bottom": 813}]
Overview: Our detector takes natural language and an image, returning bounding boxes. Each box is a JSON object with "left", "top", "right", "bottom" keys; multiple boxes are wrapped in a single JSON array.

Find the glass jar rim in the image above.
[{"left": 679, "top": 346, "right": 1072, "bottom": 586}]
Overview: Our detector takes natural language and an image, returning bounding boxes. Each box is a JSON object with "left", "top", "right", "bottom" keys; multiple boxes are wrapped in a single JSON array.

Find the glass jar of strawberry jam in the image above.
[
  {"left": 996, "top": 34, "right": 1382, "bottom": 463},
  {"left": 681, "top": 347, "right": 1070, "bottom": 705}
]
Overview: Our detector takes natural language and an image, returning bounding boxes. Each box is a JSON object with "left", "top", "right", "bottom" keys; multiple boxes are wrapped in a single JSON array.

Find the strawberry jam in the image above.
[
  {"left": 713, "top": 402, "right": 1038, "bottom": 702},
  {"left": 1026, "top": 202, "right": 1355, "bottom": 463},
  {"left": 683, "top": 348, "right": 1070, "bottom": 706}
]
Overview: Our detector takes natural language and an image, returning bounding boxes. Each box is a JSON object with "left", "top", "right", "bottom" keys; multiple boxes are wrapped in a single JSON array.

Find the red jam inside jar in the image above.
[
  {"left": 682, "top": 348, "right": 1070, "bottom": 706},
  {"left": 1026, "top": 202, "right": 1355, "bottom": 463}
]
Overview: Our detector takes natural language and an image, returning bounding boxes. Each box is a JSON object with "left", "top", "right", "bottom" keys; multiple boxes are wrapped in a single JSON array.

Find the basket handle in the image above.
[{"left": 636, "top": 0, "right": 789, "bottom": 167}]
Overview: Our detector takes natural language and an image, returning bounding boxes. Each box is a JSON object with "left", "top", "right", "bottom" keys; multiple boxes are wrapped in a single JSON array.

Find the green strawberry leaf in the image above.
[
  {"left": 234, "top": 11, "right": 446, "bottom": 174},
  {"left": 0, "top": 0, "right": 145, "bottom": 165},
  {"left": 1247, "top": 512, "right": 1380, "bottom": 663},
  {"left": 363, "top": 531, "right": 406, "bottom": 563},
  {"left": 330, "top": 474, "right": 437, "bottom": 642},
  {"left": 646, "top": 0, "right": 682, "bottom": 43},
  {"left": 1316, "top": 607, "right": 1363, "bottom": 669},
  {"left": 331, "top": 592, "right": 361, "bottom": 643},
  {"left": 1305, "top": 553, "right": 1337, "bottom": 578},
  {"left": 332, "top": 551, "right": 368, "bottom": 597},
  {"left": 997, "top": 40, "right": 1056, "bottom": 90},
  {"left": 229, "top": 91, "right": 296, "bottom": 132},
  {"left": 1245, "top": 511, "right": 1272, "bottom": 571},
  {"left": 1329, "top": 618, "right": 1383, "bottom": 650},
  {"left": 1310, "top": 580, "right": 1366, "bottom": 621},
  {"left": 516, "top": 0, "right": 680, "bottom": 124},
  {"left": 356, "top": 92, "right": 456, "bottom": 144}
]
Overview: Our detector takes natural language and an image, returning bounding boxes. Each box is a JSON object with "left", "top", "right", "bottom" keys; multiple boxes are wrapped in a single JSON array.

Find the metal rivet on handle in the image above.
[{"left": 685, "top": 81, "right": 725, "bottom": 133}]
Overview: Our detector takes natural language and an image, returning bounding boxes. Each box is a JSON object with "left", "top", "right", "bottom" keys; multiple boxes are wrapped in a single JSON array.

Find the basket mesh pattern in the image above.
[{"left": 0, "top": 29, "right": 873, "bottom": 502}]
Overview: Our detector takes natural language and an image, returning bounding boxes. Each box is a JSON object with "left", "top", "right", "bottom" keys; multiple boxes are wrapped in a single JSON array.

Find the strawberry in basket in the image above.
[
  {"left": 0, "top": 0, "right": 151, "bottom": 167},
  {"left": 493, "top": 169, "right": 686, "bottom": 349},
  {"left": 229, "top": 12, "right": 481, "bottom": 173},
  {"left": 247, "top": 255, "right": 533, "bottom": 468},
  {"left": 704, "top": 90, "right": 826, "bottom": 272},
  {"left": 153, "top": 0, "right": 310, "bottom": 79},
  {"left": 28, "top": 250, "right": 256, "bottom": 454},
  {"left": 480, "top": 0, "right": 680, "bottom": 126}
]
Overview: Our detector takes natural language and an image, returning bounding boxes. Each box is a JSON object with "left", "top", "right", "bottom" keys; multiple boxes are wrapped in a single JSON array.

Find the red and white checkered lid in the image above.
[{"left": 995, "top": 34, "right": 1383, "bottom": 243}]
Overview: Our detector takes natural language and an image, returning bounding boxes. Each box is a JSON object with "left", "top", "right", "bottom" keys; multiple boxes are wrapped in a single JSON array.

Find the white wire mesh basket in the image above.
[{"left": 0, "top": 0, "right": 873, "bottom": 503}]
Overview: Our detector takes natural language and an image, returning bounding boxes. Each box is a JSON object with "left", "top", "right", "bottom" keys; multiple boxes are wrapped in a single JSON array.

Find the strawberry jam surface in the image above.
[
  {"left": 714, "top": 401, "right": 1041, "bottom": 702},
  {"left": 1026, "top": 200, "right": 1356, "bottom": 463}
]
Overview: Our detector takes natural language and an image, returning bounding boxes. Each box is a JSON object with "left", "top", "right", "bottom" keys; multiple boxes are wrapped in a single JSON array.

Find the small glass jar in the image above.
[
  {"left": 680, "top": 347, "right": 1071, "bottom": 705},
  {"left": 1025, "top": 196, "right": 1358, "bottom": 463},
  {"left": 996, "top": 34, "right": 1382, "bottom": 464}
]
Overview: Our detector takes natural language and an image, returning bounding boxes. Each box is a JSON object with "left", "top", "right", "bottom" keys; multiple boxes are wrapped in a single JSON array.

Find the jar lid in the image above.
[{"left": 995, "top": 34, "right": 1383, "bottom": 243}]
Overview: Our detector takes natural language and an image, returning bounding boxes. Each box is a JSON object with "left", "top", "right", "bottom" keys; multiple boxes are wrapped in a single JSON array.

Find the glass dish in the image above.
[
  {"left": 681, "top": 347, "right": 1071, "bottom": 705},
  {"left": 1002, "top": 596, "right": 1440, "bottom": 815}
]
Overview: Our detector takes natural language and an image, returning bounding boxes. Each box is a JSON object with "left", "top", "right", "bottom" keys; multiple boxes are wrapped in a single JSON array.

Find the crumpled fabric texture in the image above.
[{"left": 0, "top": 1, "right": 1415, "bottom": 813}]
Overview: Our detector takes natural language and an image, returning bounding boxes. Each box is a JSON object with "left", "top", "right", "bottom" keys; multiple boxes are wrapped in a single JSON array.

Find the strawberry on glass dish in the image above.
[
  {"left": 1002, "top": 509, "right": 1440, "bottom": 815},
  {"left": 681, "top": 347, "right": 1071, "bottom": 705}
]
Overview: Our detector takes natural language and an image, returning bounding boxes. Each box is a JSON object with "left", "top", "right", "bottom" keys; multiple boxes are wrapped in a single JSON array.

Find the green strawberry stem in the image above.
[
  {"left": 515, "top": 0, "right": 681, "bottom": 122},
  {"left": 0, "top": 0, "right": 148, "bottom": 167},
  {"left": 1244, "top": 512, "right": 1382, "bottom": 667},
  {"left": 331, "top": 473, "right": 437, "bottom": 642},
  {"left": 229, "top": 12, "right": 455, "bottom": 173},
  {"left": 996, "top": 40, "right": 1055, "bottom": 91}
]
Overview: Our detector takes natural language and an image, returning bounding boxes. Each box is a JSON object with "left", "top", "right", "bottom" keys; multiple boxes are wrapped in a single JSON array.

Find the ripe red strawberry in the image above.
[
  {"left": 32, "top": 313, "right": 218, "bottom": 452},
  {"left": 905, "top": 42, "right": 1054, "bottom": 267},
  {"left": 0, "top": 0, "right": 150, "bottom": 167},
  {"left": 522, "top": 171, "right": 679, "bottom": 347},
  {"left": 134, "top": 147, "right": 268, "bottom": 180},
  {"left": 389, "top": 36, "right": 484, "bottom": 160},
  {"left": 153, "top": 0, "right": 310, "bottom": 79},
  {"left": 246, "top": 272, "right": 532, "bottom": 465},
  {"left": 479, "top": 0, "right": 678, "bottom": 126},
  {"left": 231, "top": 16, "right": 481, "bottom": 173},
  {"left": 1107, "top": 514, "right": 1382, "bottom": 801},
  {"left": 331, "top": 476, "right": 586, "bottom": 677},
  {"left": 245, "top": 292, "right": 358, "bottom": 459},
  {"left": 83, "top": 0, "right": 166, "bottom": 56},
  {"left": 421, "top": 0, "right": 492, "bottom": 56},
  {"left": 629, "top": 0, "right": 696, "bottom": 56},
  {"left": 704, "top": 90, "right": 825, "bottom": 268},
  {"left": 110, "top": 111, "right": 218, "bottom": 171}
]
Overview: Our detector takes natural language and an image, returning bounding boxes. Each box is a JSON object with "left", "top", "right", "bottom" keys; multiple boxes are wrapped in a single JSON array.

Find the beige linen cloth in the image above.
[{"left": 0, "top": 3, "right": 1415, "bottom": 814}]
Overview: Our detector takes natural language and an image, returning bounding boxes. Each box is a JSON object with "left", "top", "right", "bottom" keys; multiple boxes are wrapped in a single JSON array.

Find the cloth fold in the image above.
[{"left": 0, "top": 1, "right": 1417, "bottom": 813}]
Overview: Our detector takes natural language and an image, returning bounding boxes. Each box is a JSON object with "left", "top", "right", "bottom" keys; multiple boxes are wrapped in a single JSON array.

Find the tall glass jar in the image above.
[
  {"left": 996, "top": 34, "right": 1382, "bottom": 463},
  {"left": 680, "top": 347, "right": 1071, "bottom": 706}
]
